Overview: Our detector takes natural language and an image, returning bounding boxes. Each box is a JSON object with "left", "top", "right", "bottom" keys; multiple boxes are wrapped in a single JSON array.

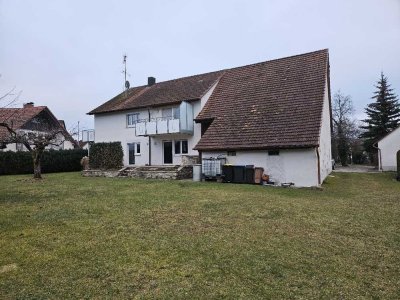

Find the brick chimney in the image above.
[
  {"left": 148, "top": 77, "right": 156, "bottom": 86},
  {"left": 23, "top": 102, "right": 34, "bottom": 108}
]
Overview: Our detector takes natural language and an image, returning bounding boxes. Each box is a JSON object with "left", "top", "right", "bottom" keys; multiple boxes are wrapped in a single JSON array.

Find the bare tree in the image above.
[
  {"left": 0, "top": 87, "right": 69, "bottom": 179},
  {"left": 0, "top": 121, "right": 66, "bottom": 179},
  {"left": 332, "top": 90, "right": 358, "bottom": 166}
]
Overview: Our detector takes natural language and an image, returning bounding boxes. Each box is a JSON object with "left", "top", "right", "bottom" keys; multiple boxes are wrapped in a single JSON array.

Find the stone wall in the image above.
[
  {"left": 181, "top": 155, "right": 200, "bottom": 165},
  {"left": 81, "top": 169, "right": 120, "bottom": 178},
  {"left": 82, "top": 165, "right": 193, "bottom": 180}
]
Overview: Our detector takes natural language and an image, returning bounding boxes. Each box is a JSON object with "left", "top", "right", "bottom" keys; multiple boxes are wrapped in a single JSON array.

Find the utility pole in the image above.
[
  {"left": 122, "top": 54, "right": 130, "bottom": 97},
  {"left": 123, "top": 55, "right": 127, "bottom": 90}
]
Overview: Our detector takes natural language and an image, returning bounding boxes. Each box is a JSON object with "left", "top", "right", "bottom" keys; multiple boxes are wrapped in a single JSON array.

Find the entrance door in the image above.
[
  {"left": 163, "top": 141, "right": 173, "bottom": 164},
  {"left": 128, "top": 143, "right": 135, "bottom": 165}
]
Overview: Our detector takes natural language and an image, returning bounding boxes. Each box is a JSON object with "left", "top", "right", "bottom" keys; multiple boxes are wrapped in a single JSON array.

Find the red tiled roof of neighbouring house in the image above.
[
  {"left": 194, "top": 49, "right": 330, "bottom": 150},
  {"left": 0, "top": 106, "right": 76, "bottom": 146},
  {"left": 88, "top": 71, "right": 224, "bottom": 114},
  {"left": 0, "top": 106, "right": 46, "bottom": 140}
]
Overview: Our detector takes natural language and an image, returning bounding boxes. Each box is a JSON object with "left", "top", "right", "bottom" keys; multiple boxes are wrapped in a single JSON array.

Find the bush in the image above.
[
  {"left": 89, "top": 142, "right": 123, "bottom": 170},
  {"left": 0, "top": 149, "right": 88, "bottom": 175}
]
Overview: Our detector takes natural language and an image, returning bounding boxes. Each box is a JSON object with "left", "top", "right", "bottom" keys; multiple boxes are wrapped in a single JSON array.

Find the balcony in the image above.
[
  {"left": 135, "top": 117, "right": 192, "bottom": 136},
  {"left": 135, "top": 101, "right": 194, "bottom": 137}
]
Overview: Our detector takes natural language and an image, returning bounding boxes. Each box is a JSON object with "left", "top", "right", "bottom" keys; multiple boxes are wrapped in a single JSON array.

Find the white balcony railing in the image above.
[
  {"left": 134, "top": 101, "right": 194, "bottom": 137},
  {"left": 135, "top": 117, "right": 192, "bottom": 136}
]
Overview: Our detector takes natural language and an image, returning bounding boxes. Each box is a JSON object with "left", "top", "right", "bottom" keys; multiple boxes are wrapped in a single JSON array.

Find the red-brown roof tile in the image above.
[
  {"left": 0, "top": 106, "right": 76, "bottom": 145},
  {"left": 89, "top": 49, "right": 330, "bottom": 150},
  {"left": 194, "top": 49, "right": 329, "bottom": 150},
  {"left": 88, "top": 71, "right": 224, "bottom": 114},
  {"left": 0, "top": 106, "right": 46, "bottom": 140}
]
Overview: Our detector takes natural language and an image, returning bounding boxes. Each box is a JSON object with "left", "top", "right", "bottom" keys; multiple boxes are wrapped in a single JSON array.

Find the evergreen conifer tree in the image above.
[{"left": 360, "top": 73, "right": 400, "bottom": 155}]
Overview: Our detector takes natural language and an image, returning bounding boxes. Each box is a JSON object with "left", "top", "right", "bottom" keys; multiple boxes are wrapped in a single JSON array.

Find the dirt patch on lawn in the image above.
[{"left": 0, "top": 263, "right": 18, "bottom": 274}]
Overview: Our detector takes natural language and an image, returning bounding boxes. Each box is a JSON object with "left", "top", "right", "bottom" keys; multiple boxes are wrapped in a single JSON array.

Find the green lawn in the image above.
[{"left": 0, "top": 172, "right": 399, "bottom": 299}]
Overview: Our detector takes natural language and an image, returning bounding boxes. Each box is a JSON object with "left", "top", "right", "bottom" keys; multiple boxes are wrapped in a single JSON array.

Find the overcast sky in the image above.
[{"left": 1, "top": 0, "right": 399, "bottom": 136}]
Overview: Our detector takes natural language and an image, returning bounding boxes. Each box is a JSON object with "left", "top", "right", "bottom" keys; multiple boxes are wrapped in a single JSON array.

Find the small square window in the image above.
[
  {"left": 268, "top": 150, "right": 280, "bottom": 156},
  {"left": 227, "top": 151, "right": 236, "bottom": 156}
]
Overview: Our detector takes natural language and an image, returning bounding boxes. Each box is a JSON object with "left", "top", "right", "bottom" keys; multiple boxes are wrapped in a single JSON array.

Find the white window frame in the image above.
[
  {"left": 162, "top": 107, "right": 180, "bottom": 120},
  {"left": 135, "top": 143, "right": 141, "bottom": 155},
  {"left": 127, "top": 113, "right": 139, "bottom": 127},
  {"left": 174, "top": 140, "right": 188, "bottom": 155}
]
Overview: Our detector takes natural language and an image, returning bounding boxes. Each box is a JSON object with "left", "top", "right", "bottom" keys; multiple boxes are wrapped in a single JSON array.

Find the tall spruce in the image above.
[{"left": 360, "top": 72, "right": 400, "bottom": 154}]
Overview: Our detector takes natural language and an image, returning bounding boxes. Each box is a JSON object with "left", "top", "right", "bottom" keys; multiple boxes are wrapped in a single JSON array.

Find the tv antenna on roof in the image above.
[{"left": 122, "top": 54, "right": 130, "bottom": 95}]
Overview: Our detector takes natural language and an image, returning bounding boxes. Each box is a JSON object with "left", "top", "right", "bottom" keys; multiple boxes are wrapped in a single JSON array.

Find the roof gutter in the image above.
[{"left": 193, "top": 144, "right": 318, "bottom": 151}]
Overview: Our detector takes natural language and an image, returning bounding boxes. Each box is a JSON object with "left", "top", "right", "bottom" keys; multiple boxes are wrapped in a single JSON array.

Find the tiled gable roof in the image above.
[
  {"left": 0, "top": 106, "right": 46, "bottom": 140},
  {"left": 89, "top": 49, "right": 329, "bottom": 150},
  {"left": 88, "top": 71, "right": 223, "bottom": 114},
  {"left": 0, "top": 106, "right": 76, "bottom": 145},
  {"left": 194, "top": 49, "right": 329, "bottom": 150}
]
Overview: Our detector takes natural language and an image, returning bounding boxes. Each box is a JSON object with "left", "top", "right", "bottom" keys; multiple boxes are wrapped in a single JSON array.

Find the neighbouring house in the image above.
[
  {"left": 0, "top": 102, "right": 77, "bottom": 151},
  {"left": 89, "top": 49, "right": 332, "bottom": 187},
  {"left": 377, "top": 126, "right": 400, "bottom": 171},
  {"left": 78, "top": 141, "right": 90, "bottom": 150}
]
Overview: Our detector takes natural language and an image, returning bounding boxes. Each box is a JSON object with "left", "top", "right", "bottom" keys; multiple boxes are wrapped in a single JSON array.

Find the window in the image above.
[
  {"left": 268, "top": 150, "right": 280, "bottom": 156},
  {"left": 174, "top": 140, "right": 188, "bottom": 154},
  {"left": 136, "top": 143, "right": 141, "bottom": 155},
  {"left": 227, "top": 151, "right": 236, "bottom": 156},
  {"left": 162, "top": 107, "right": 180, "bottom": 120},
  {"left": 173, "top": 107, "right": 180, "bottom": 119},
  {"left": 16, "top": 143, "right": 24, "bottom": 151},
  {"left": 162, "top": 108, "right": 172, "bottom": 119},
  {"left": 127, "top": 113, "right": 139, "bottom": 127}
]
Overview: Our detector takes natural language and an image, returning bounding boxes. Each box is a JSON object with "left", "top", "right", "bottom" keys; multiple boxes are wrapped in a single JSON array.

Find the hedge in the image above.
[
  {"left": 89, "top": 142, "right": 123, "bottom": 170},
  {"left": 0, "top": 149, "right": 88, "bottom": 175}
]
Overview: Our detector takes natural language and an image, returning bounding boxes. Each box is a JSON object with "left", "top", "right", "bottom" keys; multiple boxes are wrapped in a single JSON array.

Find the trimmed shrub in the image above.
[
  {"left": 0, "top": 149, "right": 88, "bottom": 175},
  {"left": 89, "top": 142, "right": 123, "bottom": 170},
  {"left": 42, "top": 149, "right": 88, "bottom": 173}
]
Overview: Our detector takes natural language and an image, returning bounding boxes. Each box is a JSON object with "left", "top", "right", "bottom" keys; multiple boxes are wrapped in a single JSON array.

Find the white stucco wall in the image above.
[
  {"left": 2, "top": 143, "right": 17, "bottom": 152},
  {"left": 93, "top": 80, "right": 218, "bottom": 167},
  {"left": 62, "top": 140, "right": 75, "bottom": 150},
  {"left": 378, "top": 127, "right": 400, "bottom": 171},
  {"left": 1, "top": 132, "right": 75, "bottom": 152},
  {"left": 202, "top": 149, "right": 319, "bottom": 187},
  {"left": 94, "top": 110, "right": 150, "bottom": 166},
  {"left": 318, "top": 76, "right": 333, "bottom": 182},
  {"left": 94, "top": 104, "right": 204, "bottom": 166}
]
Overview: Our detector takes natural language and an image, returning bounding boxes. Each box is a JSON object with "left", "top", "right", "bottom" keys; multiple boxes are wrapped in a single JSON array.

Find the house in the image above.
[
  {"left": 0, "top": 102, "right": 77, "bottom": 151},
  {"left": 89, "top": 49, "right": 332, "bottom": 187},
  {"left": 78, "top": 141, "right": 90, "bottom": 150},
  {"left": 377, "top": 126, "right": 400, "bottom": 171}
]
